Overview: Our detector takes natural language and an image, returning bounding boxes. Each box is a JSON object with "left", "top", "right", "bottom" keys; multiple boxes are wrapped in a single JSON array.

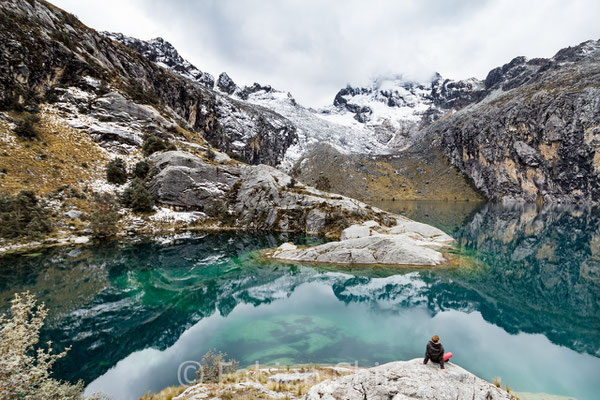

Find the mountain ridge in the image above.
[{"left": 1, "top": 0, "right": 600, "bottom": 213}]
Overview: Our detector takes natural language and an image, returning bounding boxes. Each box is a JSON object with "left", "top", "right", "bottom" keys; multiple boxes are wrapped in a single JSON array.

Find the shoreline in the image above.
[{"left": 140, "top": 360, "right": 575, "bottom": 400}]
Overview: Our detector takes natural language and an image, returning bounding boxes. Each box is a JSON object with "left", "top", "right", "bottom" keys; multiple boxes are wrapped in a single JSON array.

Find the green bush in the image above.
[
  {"left": 105, "top": 158, "right": 127, "bottom": 185},
  {"left": 287, "top": 177, "right": 296, "bottom": 188},
  {"left": 131, "top": 160, "right": 150, "bottom": 179},
  {"left": 315, "top": 176, "right": 331, "bottom": 191},
  {"left": 122, "top": 178, "right": 154, "bottom": 213},
  {"left": 0, "top": 191, "right": 53, "bottom": 239},
  {"left": 142, "top": 135, "right": 176, "bottom": 157},
  {"left": 14, "top": 113, "right": 40, "bottom": 140},
  {"left": 89, "top": 193, "right": 120, "bottom": 240}
]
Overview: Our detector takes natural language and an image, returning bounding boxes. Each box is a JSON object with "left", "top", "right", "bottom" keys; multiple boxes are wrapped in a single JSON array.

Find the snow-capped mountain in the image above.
[
  {"left": 227, "top": 79, "right": 394, "bottom": 170},
  {"left": 103, "top": 32, "right": 215, "bottom": 88},
  {"left": 103, "top": 31, "right": 486, "bottom": 165},
  {"left": 318, "top": 74, "right": 484, "bottom": 148}
]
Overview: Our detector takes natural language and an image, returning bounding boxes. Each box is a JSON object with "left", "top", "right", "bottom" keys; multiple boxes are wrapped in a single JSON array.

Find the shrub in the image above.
[
  {"left": 287, "top": 177, "right": 296, "bottom": 188},
  {"left": 206, "top": 148, "right": 216, "bottom": 161},
  {"left": 196, "top": 350, "right": 239, "bottom": 383},
  {"left": 14, "top": 113, "right": 40, "bottom": 140},
  {"left": 315, "top": 176, "right": 331, "bottom": 191},
  {"left": 0, "top": 190, "right": 53, "bottom": 239},
  {"left": 122, "top": 178, "right": 154, "bottom": 213},
  {"left": 105, "top": 158, "right": 128, "bottom": 185},
  {"left": 89, "top": 193, "right": 120, "bottom": 239},
  {"left": 132, "top": 160, "right": 150, "bottom": 179},
  {"left": 142, "top": 134, "right": 176, "bottom": 156},
  {"left": 0, "top": 292, "right": 83, "bottom": 400}
]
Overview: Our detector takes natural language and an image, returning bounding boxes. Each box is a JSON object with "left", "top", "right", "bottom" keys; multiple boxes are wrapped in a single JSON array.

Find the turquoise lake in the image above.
[{"left": 1, "top": 201, "right": 599, "bottom": 399}]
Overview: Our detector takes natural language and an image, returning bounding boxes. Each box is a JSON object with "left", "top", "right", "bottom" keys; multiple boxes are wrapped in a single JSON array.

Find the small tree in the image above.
[
  {"left": 0, "top": 292, "right": 83, "bottom": 400},
  {"left": 131, "top": 160, "right": 150, "bottom": 179},
  {"left": 105, "top": 158, "right": 128, "bottom": 185},
  {"left": 196, "top": 350, "right": 239, "bottom": 383},
  {"left": 315, "top": 176, "right": 331, "bottom": 191},
  {"left": 89, "top": 193, "right": 120, "bottom": 239},
  {"left": 14, "top": 113, "right": 40, "bottom": 140},
  {"left": 122, "top": 178, "right": 154, "bottom": 213}
]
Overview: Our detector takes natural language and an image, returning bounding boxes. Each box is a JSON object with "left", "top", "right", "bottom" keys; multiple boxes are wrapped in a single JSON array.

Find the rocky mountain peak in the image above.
[
  {"left": 217, "top": 72, "right": 238, "bottom": 94},
  {"left": 320, "top": 73, "right": 484, "bottom": 146},
  {"left": 102, "top": 31, "right": 215, "bottom": 88}
]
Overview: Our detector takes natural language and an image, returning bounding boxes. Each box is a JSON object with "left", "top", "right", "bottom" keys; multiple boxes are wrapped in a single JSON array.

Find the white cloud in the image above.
[{"left": 51, "top": 0, "right": 600, "bottom": 107}]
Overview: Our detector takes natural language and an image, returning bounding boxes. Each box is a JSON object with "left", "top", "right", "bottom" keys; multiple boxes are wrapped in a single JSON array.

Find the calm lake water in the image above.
[{"left": 1, "top": 202, "right": 599, "bottom": 400}]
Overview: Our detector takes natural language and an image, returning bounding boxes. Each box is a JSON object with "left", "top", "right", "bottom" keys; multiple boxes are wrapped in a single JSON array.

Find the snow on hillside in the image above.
[{"left": 241, "top": 88, "right": 393, "bottom": 170}]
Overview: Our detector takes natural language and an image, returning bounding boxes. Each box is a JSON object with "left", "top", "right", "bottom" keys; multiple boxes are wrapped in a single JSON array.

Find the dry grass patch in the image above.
[{"left": 0, "top": 106, "right": 108, "bottom": 196}]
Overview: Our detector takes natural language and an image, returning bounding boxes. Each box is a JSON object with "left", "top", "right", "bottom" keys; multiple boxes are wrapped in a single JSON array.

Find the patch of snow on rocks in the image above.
[{"left": 150, "top": 207, "right": 207, "bottom": 223}]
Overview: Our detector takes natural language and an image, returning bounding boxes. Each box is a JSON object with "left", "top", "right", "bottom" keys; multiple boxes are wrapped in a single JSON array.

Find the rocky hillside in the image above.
[
  {"left": 429, "top": 40, "right": 600, "bottom": 203},
  {"left": 0, "top": 0, "right": 415, "bottom": 252},
  {"left": 104, "top": 32, "right": 394, "bottom": 169},
  {"left": 0, "top": 0, "right": 298, "bottom": 167},
  {"left": 291, "top": 142, "right": 483, "bottom": 202}
]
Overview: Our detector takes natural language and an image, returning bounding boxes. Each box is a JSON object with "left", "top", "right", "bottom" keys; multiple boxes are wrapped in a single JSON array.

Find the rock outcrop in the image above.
[
  {"left": 216, "top": 72, "right": 238, "bottom": 95},
  {"left": 147, "top": 151, "right": 399, "bottom": 236},
  {"left": 271, "top": 220, "right": 452, "bottom": 266},
  {"left": 304, "top": 359, "right": 512, "bottom": 400}
]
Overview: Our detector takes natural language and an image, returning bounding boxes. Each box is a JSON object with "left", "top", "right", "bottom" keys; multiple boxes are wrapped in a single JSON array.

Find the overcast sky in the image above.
[{"left": 51, "top": 0, "right": 600, "bottom": 107}]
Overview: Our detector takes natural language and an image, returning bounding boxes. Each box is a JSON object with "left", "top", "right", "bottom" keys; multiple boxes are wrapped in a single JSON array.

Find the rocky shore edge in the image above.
[{"left": 147, "top": 359, "right": 533, "bottom": 400}]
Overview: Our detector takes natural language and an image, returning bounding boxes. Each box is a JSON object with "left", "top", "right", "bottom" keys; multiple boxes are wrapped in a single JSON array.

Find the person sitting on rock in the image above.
[{"left": 420, "top": 335, "right": 452, "bottom": 373}]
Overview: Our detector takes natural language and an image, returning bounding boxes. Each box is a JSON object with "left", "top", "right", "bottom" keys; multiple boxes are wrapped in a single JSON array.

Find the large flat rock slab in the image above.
[
  {"left": 271, "top": 220, "right": 453, "bottom": 266},
  {"left": 304, "top": 359, "right": 513, "bottom": 400}
]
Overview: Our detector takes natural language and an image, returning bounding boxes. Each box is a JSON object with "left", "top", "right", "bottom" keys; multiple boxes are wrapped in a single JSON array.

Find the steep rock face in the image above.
[
  {"left": 147, "top": 151, "right": 398, "bottom": 235},
  {"left": 102, "top": 32, "right": 215, "bottom": 88},
  {"left": 430, "top": 39, "right": 600, "bottom": 203},
  {"left": 304, "top": 359, "right": 512, "bottom": 400},
  {"left": 208, "top": 95, "right": 298, "bottom": 165},
  {"left": 0, "top": 0, "right": 297, "bottom": 166}
]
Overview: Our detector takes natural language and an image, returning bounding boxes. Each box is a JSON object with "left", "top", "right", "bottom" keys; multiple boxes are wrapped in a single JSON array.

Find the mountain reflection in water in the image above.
[{"left": 0, "top": 203, "right": 598, "bottom": 399}]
